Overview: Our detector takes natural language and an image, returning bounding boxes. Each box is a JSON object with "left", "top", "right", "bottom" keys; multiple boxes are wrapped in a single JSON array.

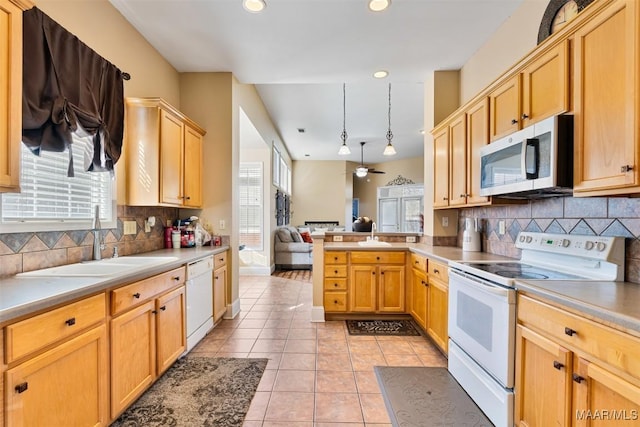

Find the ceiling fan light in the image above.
[
  {"left": 243, "top": 0, "right": 266, "bottom": 13},
  {"left": 368, "top": 0, "right": 391, "bottom": 12},
  {"left": 383, "top": 142, "right": 397, "bottom": 156},
  {"left": 338, "top": 142, "right": 351, "bottom": 155},
  {"left": 356, "top": 167, "right": 368, "bottom": 178}
]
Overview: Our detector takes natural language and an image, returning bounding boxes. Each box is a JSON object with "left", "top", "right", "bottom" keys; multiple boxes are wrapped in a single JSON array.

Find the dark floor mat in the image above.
[
  {"left": 374, "top": 366, "right": 493, "bottom": 426},
  {"left": 346, "top": 319, "right": 421, "bottom": 336}
]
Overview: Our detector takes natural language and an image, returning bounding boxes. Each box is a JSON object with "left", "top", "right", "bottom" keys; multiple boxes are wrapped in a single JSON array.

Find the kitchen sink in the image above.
[
  {"left": 18, "top": 256, "right": 179, "bottom": 277},
  {"left": 357, "top": 240, "right": 392, "bottom": 247}
]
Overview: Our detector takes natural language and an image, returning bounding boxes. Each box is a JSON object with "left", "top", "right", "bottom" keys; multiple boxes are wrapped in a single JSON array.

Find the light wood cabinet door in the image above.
[
  {"left": 426, "top": 277, "right": 448, "bottom": 353},
  {"left": 432, "top": 126, "right": 450, "bottom": 208},
  {"left": 156, "top": 286, "right": 186, "bottom": 375},
  {"left": 213, "top": 264, "right": 227, "bottom": 322},
  {"left": 573, "top": 0, "right": 639, "bottom": 195},
  {"left": 466, "top": 98, "right": 490, "bottom": 206},
  {"left": 448, "top": 113, "right": 467, "bottom": 207},
  {"left": 349, "top": 265, "right": 377, "bottom": 312},
  {"left": 515, "top": 325, "right": 572, "bottom": 427},
  {"left": 572, "top": 357, "right": 640, "bottom": 426},
  {"left": 489, "top": 74, "right": 521, "bottom": 141},
  {"left": 110, "top": 300, "right": 156, "bottom": 417},
  {"left": 183, "top": 124, "right": 203, "bottom": 208},
  {"left": 160, "top": 109, "right": 185, "bottom": 206},
  {"left": 521, "top": 40, "right": 569, "bottom": 127},
  {"left": 410, "top": 268, "right": 428, "bottom": 330},
  {"left": 377, "top": 266, "right": 405, "bottom": 312},
  {"left": 5, "top": 324, "right": 109, "bottom": 427},
  {"left": 0, "top": 0, "right": 22, "bottom": 192}
]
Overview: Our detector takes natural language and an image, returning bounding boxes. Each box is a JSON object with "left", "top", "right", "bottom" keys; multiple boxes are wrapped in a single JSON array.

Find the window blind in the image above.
[
  {"left": 1, "top": 140, "right": 113, "bottom": 224},
  {"left": 239, "top": 162, "right": 263, "bottom": 250}
]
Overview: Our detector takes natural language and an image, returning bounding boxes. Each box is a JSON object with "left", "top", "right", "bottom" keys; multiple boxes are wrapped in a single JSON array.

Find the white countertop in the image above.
[{"left": 0, "top": 246, "right": 228, "bottom": 325}]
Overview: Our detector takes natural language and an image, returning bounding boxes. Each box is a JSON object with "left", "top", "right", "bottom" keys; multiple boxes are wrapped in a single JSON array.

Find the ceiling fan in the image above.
[{"left": 354, "top": 141, "right": 386, "bottom": 177}]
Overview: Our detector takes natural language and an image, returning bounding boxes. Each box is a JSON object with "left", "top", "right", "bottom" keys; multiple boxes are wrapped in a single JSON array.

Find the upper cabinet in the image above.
[
  {"left": 573, "top": 0, "right": 639, "bottom": 196},
  {"left": 489, "top": 41, "right": 569, "bottom": 142},
  {"left": 0, "top": 0, "right": 32, "bottom": 192},
  {"left": 125, "top": 98, "right": 206, "bottom": 208}
]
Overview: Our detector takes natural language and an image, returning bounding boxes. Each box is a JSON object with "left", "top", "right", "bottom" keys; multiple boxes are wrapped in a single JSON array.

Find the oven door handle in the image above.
[{"left": 449, "top": 269, "right": 513, "bottom": 298}]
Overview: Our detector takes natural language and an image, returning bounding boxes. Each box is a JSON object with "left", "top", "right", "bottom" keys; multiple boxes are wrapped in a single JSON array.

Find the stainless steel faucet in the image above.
[
  {"left": 93, "top": 205, "right": 104, "bottom": 260},
  {"left": 371, "top": 221, "right": 377, "bottom": 240}
]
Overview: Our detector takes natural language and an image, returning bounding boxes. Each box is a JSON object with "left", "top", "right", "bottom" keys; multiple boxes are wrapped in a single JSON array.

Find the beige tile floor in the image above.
[{"left": 190, "top": 274, "right": 447, "bottom": 426}]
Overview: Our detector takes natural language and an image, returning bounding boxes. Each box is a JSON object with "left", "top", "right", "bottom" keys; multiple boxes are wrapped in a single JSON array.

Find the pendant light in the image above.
[
  {"left": 383, "top": 83, "right": 397, "bottom": 156},
  {"left": 338, "top": 83, "right": 351, "bottom": 155}
]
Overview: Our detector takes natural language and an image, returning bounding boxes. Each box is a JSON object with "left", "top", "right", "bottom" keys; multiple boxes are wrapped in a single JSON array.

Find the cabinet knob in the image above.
[
  {"left": 521, "top": 113, "right": 529, "bottom": 120},
  {"left": 460, "top": 194, "right": 466, "bottom": 198},
  {"left": 372, "top": 271, "right": 376, "bottom": 275},
  {"left": 334, "top": 300, "right": 338, "bottom": 304},
  {"left": 376, "top": 256, "right": 380, "bottom": 260},
  {"left": 553, "top": 361, "right": 564, "bottom": 370},
  {"left": 433, "top": 269, "right": 439, "bottom": 274},
  {"left": 621, "top": 165, "right": 634, "bottom": 173},
  {"left": 152, "top": 310, "right": 157, "bottom": 314},
  {"left": 65, "top": 317, "right": 76, "bottom": 326},
  {"left": 511, "top": 119, "right": 518, "bottom": 125},
  {"left": 334, "top": 270, "right": 338, "bottom": 274},
  {"left": 160, "top": 306, "right": 166, "bottom": 311},
  {"left": 334, "top": 283, "right": 338, "bottom": 287},
  {"left": 172, "top": 276, "right": 181, "bottom": 281},
  {"left": 564, "top": 327, "right": 577, "bottom": 337},
  {"left": 185, "top": 196, "right": 191, "bottom": 200},
  {"left": 334, "top": 256, "right": 338, "bottom": 261},
  {"left": 215, "top": 276, "right": 219, "bottom": 280},
  {"left": 133, "top": 293, "right": 141, "bottom": 299},
  {"left": 443, "top": 197, "right": 448, "bottom": 200},
  {"left": 381, "top": 271, "right": 385, "bottom": 275},
  {"left": 572, "top": 373, "right": 585, "bottom": 384},
  {"left": 14, "top": 382, "right": 28, "bottom": 394}
]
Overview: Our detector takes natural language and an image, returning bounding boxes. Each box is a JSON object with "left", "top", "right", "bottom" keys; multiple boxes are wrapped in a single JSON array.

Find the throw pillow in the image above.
[
  {"left": 298, "top": 227, "right": 311, "bottom": 234},
  {"left": 277, "top": 228, "right": 293, "bottom": 242},
  {"left": 290, "top": 230, "right": 303, "bottom": 242},
  {"left": 300, "top": 231, "right": 313, "bottom": 243}
]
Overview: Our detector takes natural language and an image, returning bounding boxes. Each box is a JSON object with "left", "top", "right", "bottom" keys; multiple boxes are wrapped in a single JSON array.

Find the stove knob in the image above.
[
  {"left": 585, "top": 241, "right": 595, "bottom": 251},
  {"left": 562, "top": 239, "right": 570, "bottom": 248},
  {"left": 519, "top": 235, "right": 526, "bottom": 242},
  {"left": 596, "top": 242, "right": 607, "bottom": 252},
  {"left": 525, "top": 236, "right": 533, "bottom": 243}
]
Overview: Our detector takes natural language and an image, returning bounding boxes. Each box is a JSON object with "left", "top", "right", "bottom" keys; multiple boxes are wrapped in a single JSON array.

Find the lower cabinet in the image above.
[
  {"left": 110, "top": 268, "right": 186, "bottom": 418},
  {"left": 213, "top": 251, "right": 228, "bottom": 322},
  {"left": 409, "top": 253, "right": 428, "bottom": 330},
  {"left": 4, "top": 324, "right": 109, "bottom": 426},
  {"left": 515, "top": 293, "right": 640, "bottom": 427},
  {"left": 348, "top": 251, "right": 405, "bottom": 313},
  {"left": 426, "top": 259, "right": 448, "bottom": 354}
]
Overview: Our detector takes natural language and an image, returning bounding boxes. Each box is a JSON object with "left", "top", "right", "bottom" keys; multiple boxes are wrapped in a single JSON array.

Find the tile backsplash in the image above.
[
  {"left": 0, "top": 205, "right": 178, "bottom": 278},
  {"left": 459, "top": 196, "right": 640, "bottom": 284}
]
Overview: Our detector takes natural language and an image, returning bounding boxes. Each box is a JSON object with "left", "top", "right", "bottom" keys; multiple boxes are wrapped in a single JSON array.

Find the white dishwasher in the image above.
[{"left": 186, "top": 255, "right": 214, "bottom": 352}]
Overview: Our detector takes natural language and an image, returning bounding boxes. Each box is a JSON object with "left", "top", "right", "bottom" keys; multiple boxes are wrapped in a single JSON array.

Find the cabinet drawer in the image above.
[
  {"left": 111, "top": 267, "right": 185, "bottom": 316},
  {"left": 214, "top": 252, "right": 227, "bottom": 269},
  {"left": 324, "top": 265, "right": 348, "bottom": 278},
  {"left": 518, "top": 294, "right": 640, "bottom": 382},
  {"left": 428, "top": 259, "right": 448, "bottom": 281},
  {"left": 324, "top": 278, "right": 348, "bottom": 291},
  {"left": 324, "top": 292, "right": 348, "bottom": 312},
  {"left": 5, "top": 293, "right": 106, "bottom": 364},
  {"left": 410, "top": 253, "right": 427, "bottom": 271},
  {"left": 350, "top": 251, "right": 405, "bottom": 264},
  {"left": 325, "top": 251, "right": 347, "bottom": 264}
]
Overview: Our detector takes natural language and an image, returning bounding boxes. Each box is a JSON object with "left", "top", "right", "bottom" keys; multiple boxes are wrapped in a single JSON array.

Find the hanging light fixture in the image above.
[
  {"left": 383, "top": 83, "right": 397, "bottom": 156},
  {"left": 338, "top": 83, "right": 351, "bottom": 155}
]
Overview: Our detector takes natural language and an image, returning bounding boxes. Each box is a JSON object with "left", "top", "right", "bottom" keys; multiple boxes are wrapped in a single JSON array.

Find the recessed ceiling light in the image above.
[
  {"left": 243, "top": 0, "right": 266, "bottom": 13},
  {"left": 373, "top": 70, "right": 389, "bottom": 79},
  {"left": 368, "top": 0, "right": 391, "bottom": 12}
]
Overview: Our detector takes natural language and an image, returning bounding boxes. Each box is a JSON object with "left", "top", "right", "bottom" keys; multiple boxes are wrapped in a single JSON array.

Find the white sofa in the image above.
[{"left": 274, "top": 226, "right": 313, "bottom": 270}]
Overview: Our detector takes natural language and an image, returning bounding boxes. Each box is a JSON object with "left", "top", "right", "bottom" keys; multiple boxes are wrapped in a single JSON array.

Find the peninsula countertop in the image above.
[{"left": 0, "top": 246, "right": 229, "bottom": 325}]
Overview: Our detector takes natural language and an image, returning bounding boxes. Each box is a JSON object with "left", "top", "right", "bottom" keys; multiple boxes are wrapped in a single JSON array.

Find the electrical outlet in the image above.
[
  {"left": 442, "top": 216, "right": 449, "bottom": 227},
  {"left": 124, "top": 221, "right": 137, "bottom": 235},
  {"left": 144, "top": 221, "right": 151, "bottom": 233},
  {"left": 498, "top": 220, "right": 506, "bottom": 235},
  {"left": 406, "top": 236, "right": 416, "bottom": 243},
  {"left": 333, "top": 235, "right": 343, "bottom": 242},
  {"left": 219, "top": 219, "right": 226, "bottom": 230}
]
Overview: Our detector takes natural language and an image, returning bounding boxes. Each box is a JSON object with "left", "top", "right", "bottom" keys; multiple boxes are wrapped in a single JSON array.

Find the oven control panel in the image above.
[{"left": 516, "top": 231, "right": 624, "bottom": 261}]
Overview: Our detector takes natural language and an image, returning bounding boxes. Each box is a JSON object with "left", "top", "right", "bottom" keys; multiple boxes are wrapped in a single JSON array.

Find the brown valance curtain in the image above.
[{"left": 22, "top": 7, "right": 124, "bottom": 176}]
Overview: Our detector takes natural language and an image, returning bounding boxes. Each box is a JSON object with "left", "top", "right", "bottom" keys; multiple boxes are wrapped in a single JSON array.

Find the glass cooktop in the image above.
[{"left": 461, "top": 262, "right": 585, "bottom": 280}]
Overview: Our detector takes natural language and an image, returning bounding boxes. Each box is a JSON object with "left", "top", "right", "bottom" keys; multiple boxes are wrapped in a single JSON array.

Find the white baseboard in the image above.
[
  {"left": 225, "top": 299, "right": 241, "bottom": 319},
  {"left": 311, "top": 306, "right": 325, "bottom": 322},
  {"left": 239, "top": 265, "right": 271, "bottom": 276}
]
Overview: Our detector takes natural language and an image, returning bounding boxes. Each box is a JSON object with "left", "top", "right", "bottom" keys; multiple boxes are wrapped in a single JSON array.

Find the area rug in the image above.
[
  {"left": 111, "top": 357, "right": 267, "bottom": 427},
  {"left": 375, "top": 366, "right": 492, "bottom": 426},
  {"left": 346, "top": 319, "right": 421, "bottom": 336}
]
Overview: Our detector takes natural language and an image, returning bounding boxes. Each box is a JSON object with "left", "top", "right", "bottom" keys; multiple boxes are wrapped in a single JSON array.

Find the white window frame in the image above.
[{"left": 0, "top": 141, "right": 117, "bottom": 233}]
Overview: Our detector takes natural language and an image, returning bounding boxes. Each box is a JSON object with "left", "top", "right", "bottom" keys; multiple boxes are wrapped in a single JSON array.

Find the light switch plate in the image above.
[
  {"left": 333, "top": 235, "right": 343, "bottom": 242},
  {"left": 124, "top": 221, "right": 137, "bottom": 235},
  {"left": 406, "top": 236, "right": 416, "bottom": 243},
  {"left": 442, "top": 216, "right": 449, "bottom": 227}
]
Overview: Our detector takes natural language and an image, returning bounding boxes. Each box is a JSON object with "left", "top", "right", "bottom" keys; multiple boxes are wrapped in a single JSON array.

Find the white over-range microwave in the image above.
[{"left": 479, "top": 115, "right": 574, "bottom": 198}]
